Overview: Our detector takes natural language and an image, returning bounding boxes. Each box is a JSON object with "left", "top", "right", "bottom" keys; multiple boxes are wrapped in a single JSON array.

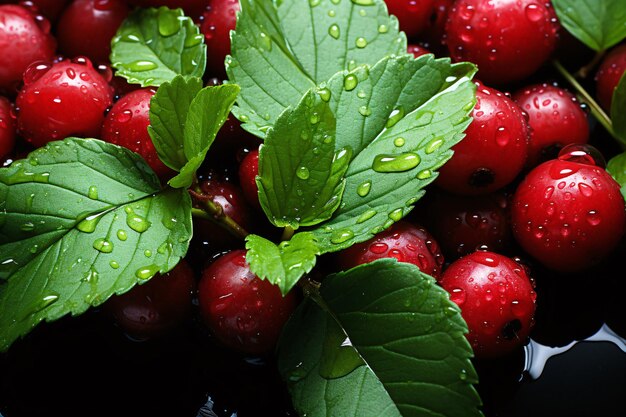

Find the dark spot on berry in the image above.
[
  {"left": 469, "top": 168, "right": 495, "bottom": 188},
  {"left": 502, "top": 319, "right": 522, "bottom": 340}
]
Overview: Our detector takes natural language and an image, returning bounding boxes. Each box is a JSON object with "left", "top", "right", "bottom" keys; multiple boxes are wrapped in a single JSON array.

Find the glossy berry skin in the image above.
[
  {"left": 334, "top": 220, "right": 445, "bottom": 278},
  {"left": 55, "top": 0, "right": 130, "bottom": 65},
  {"left": 407, "top": 43, "right": 431, "bottom": 59},
  {"left": 385, "top": 0, "right": 436, "bottom": 40},
  {"left": 197, "top": 249, "right": 298, "bottom": 356},
  {"left": 435, "top": 81, "right": 529, "bottom": 195},
  {"left": 199, "top": 0, "right": 239, "bottom": 78},
  {"left": 420, "top": 0, "right": 454, "bottom": 55},
  {"left": 101, "top": 87, "right": 174, "bottom": 180},
  {"left": 125, "top": 0, "right": 209, "bottom": 21},
  {"left": 0, "top": 96, "right": 16, "bottom": 159},
  {"left": 512, "top": 83, "right": 589, "bottom": 169},
  {"left": 444, "top": 0, "right": 560, "bottom": 85},
  {"left": 417, "top": 189, "right": 512, "bottom": 261},
  {"left": 438, "top": 250, "right": 537, "bottom": 359},
  {"left": 510, "top": 154, "right": 626, "bottom": 273},
  {"left": 16, "top": 58, "right": 114, "bottom": 148},
  {"left": 103, "top": 259, "right": 196, "bottom": 341},
  {"left": 238, "top": 147, "right": 261, "bottom": 211},
  {"left": 594, "top": 43, "right": 626, "bottom": 113},
  {"left": 0, "top": 4, "right": 57, "bottom": 95},
  {"left": 20, "top": 0, "right": 71, "bottom": 23}
]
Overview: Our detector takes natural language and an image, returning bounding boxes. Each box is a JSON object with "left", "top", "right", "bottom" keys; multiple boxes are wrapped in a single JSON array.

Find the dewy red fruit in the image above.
[
  {"left": 512, "top": 82, "right": 590, "bottom": 169},
  {"left": 102, "top": 259, "right": 196, "bottom": 341},
  {"left": 0, "top": 4, "right": 57, "bottom": 95},
  {"left": 0, "top": 96, "right": 16, "bottom": 160},
  {"left": 435, "top": 81, "right": 530, "bottom": 195},
  {"left": 238, "top": 146, "right": 261, "bottom": 211},
  {"left": 438, "top": 250, "right": 537, "bottom": 359},
  {"left": 384, "top": 0, "right": 436, "bottom": 40},
  {"left": 334, "top": 220, "right": 445, "bottom": 278},
  {"left": 197, "top": 249, "right": 298, "bottom": 356},
  {"left": 199, "top": 0, "right": 240, "bottom": 78},
  {"left": 55, "top": 0, "right": 130, "bottom": 65},
  {"left": 444, "top": 0, "right": 560, "bottom": 85},
  {"left": 101, "top": 87, "right": 175, "bottom": 180},
  {"left": 16, "top": 57, "right": 114, "bottom": 148},
  {"left": 510, "top": 146, "right": 626, "bottom": 273},
  {"left": 594, "top": 43, "right": 626, "bottom": 113}
]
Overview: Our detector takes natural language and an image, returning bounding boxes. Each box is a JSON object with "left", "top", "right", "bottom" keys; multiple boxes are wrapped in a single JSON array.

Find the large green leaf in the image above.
[
  {"left": 552, "top": 0, "right": 626, "bottom": 51},
  {"left": 110, "top": 6, "right": 207, "bottom": 87},
  {"left": 0, "top": 138, "right": 193, "bottom": 352},
  {"left": 226, "top": 0, "right": 407, "bottom": 138},
  {"left": 278, "top": 259, "right": 483, "bottom": 417}
]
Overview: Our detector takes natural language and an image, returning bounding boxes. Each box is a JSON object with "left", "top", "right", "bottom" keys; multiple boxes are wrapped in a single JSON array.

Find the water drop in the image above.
[
  {"left": 328, "top": 24, "right": 340, "bottom": 39},
  {"left": 425, "top": 136, "right": 444, "bottom": 154},
  {"left": 109, "top": 260, "right": 120, "bottom": 269},
  {"left": 358, "top": 105, "right": 371, "bottom": 116},
  {"left": 330, "top": 229, "right": 354, "bottom": 244},
  {"left": 93, "top": 238, "right": 113, "bottom": 253},
  {"left": 88, "top": 185, "right": 98, "bottom": 200},
  {"left": 343, "top": 74, "right": 358, "bottom": 91},
  {"left": 350, "top": 0, "right": 375, "bottom": 5},
  {"left": 525, "top": 3, "right": 544, "bottom": 22},
  {"left": 157, "top": 8, "right": 181, "bottom": 36},
  {"left": 77, "top": 213, "right": 103, "bottom": 233},
  {"left": 393, "top": 137, "right": 405, "bottom": 147},
  {"left": 296, "top": 166, "right": 310, "bottom": 180},
  {"left": 386, "top": 107, "right": 405, "bottom": 128},
  {"left": 128, "top": 60, "right": 157, "bottom": 72},
  {"left": 355, "top": 37, "right": 367, "bottom": 48},
  {"left": 144, "top": 249, "right": 153, "bottom": 258},
  {"left": 416, "top": 169, "right": 432, "bottom": 179},
  {"left": 258, "top": 32, "right": 272, "bottom": 51},
  {"left": 117, "top": 229, "right": 128, "bottom": 241},
  {"left": 415, "top": 111, "right": 434, "bottom": 126},
  {"left": 372, "top": 152, "right": 421, "bottom": 173},
  {"left": 135, "top": 264, "right": 159, "bottom": 280},
  {"left": 125, "top": 209, "right": 151, "bottom": 233},
  {"left": 316, "top": 87, "right": 331, "bottom": 102},
  {"left": 357, "top": 180, "right": 371, "bottom": 196},
  {"left": 378, "top": 24, "right": 389, "bottom": 33},
  {"left": 356, "top": 209, "right": 377, "bottom": 223},
  {"left": 388, "top": 208, "right": 403, "bottom": 221}
]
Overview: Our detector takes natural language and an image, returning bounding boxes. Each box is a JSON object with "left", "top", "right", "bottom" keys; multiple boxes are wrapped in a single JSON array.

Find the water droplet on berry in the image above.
[
  {"left": 525, "top": 3, "right": 545, "bottom": 22},
  {"left": 557, "top": 143, "right": 606, "bottom": 167},
  {"left": 449, "top": 288, "right": 466, "bottom": 306}
]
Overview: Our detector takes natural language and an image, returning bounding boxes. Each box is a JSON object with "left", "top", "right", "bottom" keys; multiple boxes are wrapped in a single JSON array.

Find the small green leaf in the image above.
[
  {"left": 606, "top": 151, "right": 626, "bottom": 200},
  {"left": 111, "top": 6, "right": 207, "bottom": 87},
  {"left": 552, "top": 0, "right": 626, "bottom": 51},
  {"left": 309, "top": 55, "right": 477, "bottom": 253},
  {"left": 611, "top": 71, "right": 626, "bottom": 141},
  {"left": 0, "top": 138, "right": 193, "bottom": 352},
  {"left": 148, "top": 75, "right": 203, "bottom": 171},
  {"left": 278, "top": 259, "right": 483, "bottom": 417},
  {"left": 257, "top": 90, "right": 349, "bottom": 229},
  {"left": 245, "top": 232, "right": 320, "bottom": 295},
  {"left": 167, "top": 83, "right": 241, "bottom": 189},
  {"left": 227, "top": 0, "right": 407, "bottom": 138}
]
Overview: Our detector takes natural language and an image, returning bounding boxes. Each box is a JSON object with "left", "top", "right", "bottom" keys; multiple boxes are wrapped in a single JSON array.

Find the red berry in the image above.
[
  {"left": 444, "top": 0, "right": 560, "bottom": 85},
  {"left": 416, "top": 188, "right": 513, "bottom": 261},
  {"left": 594, "top": 43, "right": 626, "bottom": 113},
  {"left": 101, "top": 87, "right": 175, "bottom": 180},
  {"left": 124, "top": 0, "right": 209, "bottom": 21},
  {"left": 510, "top": 147, "right": 626, "bottom": 273},
  {"left": 238, "top": 146, "right": 261, "bottom": 211},
  {"left": 0, "top": 4, "right": 57, "bottom": 95},
  {"left": 199, "top": 0, "right": 239, "bottom": 79},
  {"left": 55, "top": 0, "right": 130, "bottom": 65},
  {"left": 19, "top": 0, "right": 71, "bottom": 23},
  {"left": 334, "top": 220, "right": 445, "bottom": 278},
  {"left": 512, "top": 82, "right": 590, "bottom": 169},
  {"left": 435, "top": 81, "right": 530, "bottom": 195},
  {"left": 420, "top": 0, "right": 454, "bottom": 55},
  {"left": 16, "top": 57, "right": 114, "bottom": 148},
  {"left": 0, "top": 96, "right": 16, "bottom": 159},
  {"left": 102, "top": 259, "right": 196, "bottom": 341},
  {"left": 407, "top": 43, "right": 431, "bottom": 59},
  {"left": 438, "top": 250, "right": 537, "bottom": 359},
  {"left": 197, "top": 249, "right": 298, "bottom": 356},
  {"left": 385, "top": 0, "right": 436, "bottom": 40}
]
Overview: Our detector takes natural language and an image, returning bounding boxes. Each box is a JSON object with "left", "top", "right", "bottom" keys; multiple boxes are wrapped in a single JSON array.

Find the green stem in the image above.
[
  {"left": 281, "top": 225, "right": 295, "bottom": 241},
  {"left": 575, "top": 50, "right": 606, "bottom": 79},
  {"left": 190, "top": 195, "right": 249, "bottom": 240},
  {"left": 552, "top": 60, "right": 626, "bottom": 149}
]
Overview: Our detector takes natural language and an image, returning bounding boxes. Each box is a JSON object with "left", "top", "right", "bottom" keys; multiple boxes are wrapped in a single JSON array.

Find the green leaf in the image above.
[
  {"left": 0, "top": 138, "right": 193, "bottom": 352},
  {"left": 606, "top": 151, "right": 626, "bottom": 200},
  {"left": 245, "top": 232, "right": 320, "bottom": 295},
  {"left": 278, "top": 259, "right": 483, "bottom": 417},
  {"left": 308, "top": 55, "right": 477, "bottom": 253},
  {"left": 227, "top": 0, "right": 407, "bottom": 138},
  {"left": 110, "top": 6, "right": 207, "bottom": 87},
  {"left": 148, "top": 75, "right": 203, "bottom": 171},
  {"left": 611, "top": 71, "right": 626, "bottom": 141},
  {"left": 168, "top": 83, "right": 241, "bottom": 188},
  {"left": 552, "top": 0, "right": 626, "bottom": 51},
  {"left": 257, "top": 90, "right": 349, "bottom": 229}
]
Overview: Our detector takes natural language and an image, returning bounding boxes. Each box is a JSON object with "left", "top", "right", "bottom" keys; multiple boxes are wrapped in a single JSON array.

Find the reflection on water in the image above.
[{"left": 523, "top": 323, "right": 626, "bottom": 379}]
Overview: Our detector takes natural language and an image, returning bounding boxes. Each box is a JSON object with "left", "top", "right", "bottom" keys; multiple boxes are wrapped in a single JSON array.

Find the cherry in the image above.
[
  {"left": 0, "top": 4, "right": 57, "bottom": 95},
  {"left": 0, "top": 96, "right": 16, "bottom": 160},
  {"left": 510, "top": 145, "right": 626, "bottom": 273},
  {"left": 435, "top": 81, "right": 530, "bottom": 195},
  {"left": 511, "top": 82, "right": 590, "bottom": 169},
  {"left": 197, "top": 249, "right": 299, "bottom": 356},
  {"left": 415, "top": 188, "right": 513, "bottom": 261},
  {"left": 419, "top": 0, "right": 454, "bottom": 56},
  {"left": 15, "top": 57, "right": 114, "bottom": 148},
  {"left": 238, "top": 146, "right": 261, "bottom": 211},
  {"left": 384, "top": 0, "right": 436, "bottom": 41},
  {"left": 407, "top": 43, "right": 431, "bottom": 59},
  {"left": 204, "top": 113, "right": 261, "bottom": 171},
  {"left": 444, "top": 0, "right": 560, "bottom": 86},
  {"left": 102, "top": 259, "right": 196, "bottom": 341},
  {"left": 199, "top": 0, "right": 239, "bottom": 79},
  {"left": 594, "top": 43, "right": 626, "bottom": 113},
  {"left": 101, "top": 87, "right": 175, "bottom": 180},
  {"left": 438, "top": 250, "right": 537, "bottom": 359},
  {"left": 334, "top": 220, "right": 445, "bottom": 278},
  {"left": 55, "top": 0, "right": 130, "bottom": 65},
  {"left": 18, "top": 0, "right": 71, "bottom": 23},
  {"left": 124, "top": 0, "right": 209, "bottom": 21}
]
